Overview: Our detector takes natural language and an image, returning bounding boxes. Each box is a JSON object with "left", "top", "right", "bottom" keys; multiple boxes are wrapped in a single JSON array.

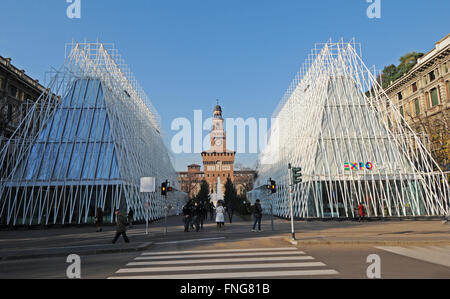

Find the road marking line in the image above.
[
  {"left": 127, "top": 256, "right": 315, "bottom": 266},
  {"left": 116, "top": 262, "right": 327, "bottom": 274},
  {"left": 153, "top": 237, "right": 226, "bottom": 245},
  {"left": 142, "top": 247, "right": 297, "bottom": 256},
  {"left": 109, "top": 269, "right": 339, "bottom": 279},
  {"left": 376, "top": 246, "right": 450, "bottom": 268},
  {"left": 134, "top": 251, "right": 305, "bottom": 260}
]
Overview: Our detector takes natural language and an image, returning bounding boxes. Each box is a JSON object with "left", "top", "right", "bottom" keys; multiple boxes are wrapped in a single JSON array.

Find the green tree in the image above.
[
  {"left": 195, "top": 180, "right": 210, "bottom": 204},
  {"left": 224, "top": 178, "right": 237, "bottom": 209},
  {"left": 379, "top": 52, "right": 424, "bottom": 89}
]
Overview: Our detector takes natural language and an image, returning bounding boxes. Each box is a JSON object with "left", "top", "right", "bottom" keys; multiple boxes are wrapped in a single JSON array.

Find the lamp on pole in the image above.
[
  {"left": 288, "top": 164, "right": 295, "bottom": 241},
  {"left": 140, "top": 177, "right": 156, "bottom": 235}
]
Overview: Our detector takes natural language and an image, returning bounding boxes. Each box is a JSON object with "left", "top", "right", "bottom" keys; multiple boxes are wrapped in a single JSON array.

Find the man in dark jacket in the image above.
[
  {"left": 112, "top": 210, "right": 130, "bottom": 243},
  {"left": 192, "top": 202, "right": 202, "bottom": 232},
  {"left": 95, "top": 207, "right": 103, "bottom": 232},
  {"left": 209, "top": 202, "right": 215, "bottom": 221},
  {"left": 182, "top": 203, "right": 192, "bottom": 232},
  {"left": 252, "top": 199, "right": 263, "bottom": 232},
  {"left": 128, "top": 208, "right": 134, "bottom": 228},
  {"left": 198, "top": 201, "right": 207, "bottom": 230},
  {"left": 227, "top": 203, "right": 234, "bottom": 224}
]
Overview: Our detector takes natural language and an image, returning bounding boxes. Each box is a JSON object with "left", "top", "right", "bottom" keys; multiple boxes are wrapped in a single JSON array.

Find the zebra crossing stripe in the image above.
[
  {"left": 141, "top": 247, "right": 297, "bottom": 256},
  {"left": 134, "top": 251, "right": 306, "bottom": 260},
  {"left": 116, "top": 262, "right": 327, "bottom": 274},
  {"left": 109, "top": 269, "right": 340, "bottom": 279},
  {"left": 127, "top": 256, "right": 315, "bottom": 266}
]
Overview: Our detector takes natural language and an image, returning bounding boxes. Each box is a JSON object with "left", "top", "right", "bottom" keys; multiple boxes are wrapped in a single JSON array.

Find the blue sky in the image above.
[{"left": 1, "top": 0, "right": 449, "bottom": 171}]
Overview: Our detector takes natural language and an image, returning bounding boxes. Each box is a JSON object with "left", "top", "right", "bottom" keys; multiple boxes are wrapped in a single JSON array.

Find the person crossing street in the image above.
[
  {"left": 112, "top": 210, "right": 130, "bottom": 244},
  {"left": 252, "top": 199, "right": 263, "bottom": 232}
]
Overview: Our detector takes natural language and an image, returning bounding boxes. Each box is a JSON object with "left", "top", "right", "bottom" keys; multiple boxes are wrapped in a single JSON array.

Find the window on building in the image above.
[
  {"left": 430, "top": 88, "right": 439, "bottom": 107},
  {"left": 412, "top": 82, "right": 418, "bottom": 93},
  {"left": 397, "top": 92, "right": 403, "bottom": 101},
  {"left": 7, "top": 104, "right": 13, "bottom": 121},
  {"left": 445, "top": 62, "right": 449, "bottom": 73},
  {"left": 9, "top": 85, "right": 18, "bottom": 98},
  {"left": 400, "top": 106, "right": 404, "bottom": 118},
  {"left": 429, "top": 71, "right": 436, "bottom": 82},
  {"left": 424, "top": 75, "right": 428, "bottom": 85},
  {"left": 447, "top": 81, "right": 450, "bottom": 99},
  {"left": 414, "top": 98, "right": 420, "bottom": 116}
]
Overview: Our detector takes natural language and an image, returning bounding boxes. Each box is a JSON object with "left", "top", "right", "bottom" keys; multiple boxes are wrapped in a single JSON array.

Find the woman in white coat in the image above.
[{"left": 215, "top": 201, "right": 225, "bottom": 230}]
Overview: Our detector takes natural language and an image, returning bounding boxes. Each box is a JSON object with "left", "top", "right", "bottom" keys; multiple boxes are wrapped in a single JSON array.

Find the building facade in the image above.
[
  {"left": 0, "top": 56, "right": 51, "bottom": 141},
  {"left": 177, "top": 105, "right": 256, "bottom": 200},
  {"left": 0, "top": 42, "right": 186, "bottom": 226},
  {"left": 250, "top": 40, "right": 448, "bottom": 219},
  {"left": 383, "top": 34, "right": 450, "bottom": 173}
]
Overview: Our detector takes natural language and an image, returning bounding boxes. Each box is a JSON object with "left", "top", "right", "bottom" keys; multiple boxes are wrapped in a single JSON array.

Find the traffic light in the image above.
[
  {"left": 270, "top": 180, "right": 277, "bottom": 194},
  {"left": 292, "top": 167, "right": 302, "bottom": 184},
  {"left": 161, "top": 181, "right": 167, "bottom": 196}
]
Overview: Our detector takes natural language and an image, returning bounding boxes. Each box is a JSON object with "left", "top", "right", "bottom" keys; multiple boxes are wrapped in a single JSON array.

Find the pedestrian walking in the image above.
[
  {"left": 198, "top": 201, "right": 206, "bottom": 230},
  {"left": 252, "top": 199, "right": 263, "bottom": 232},
  {"left": 358, "top": 203, "right": 366, "bottom": 222},
  {"left": 215, "top": 201, "right": 225, "bottom": 230},
  {"left": 127, "top": 208, "right": 134, "bottom": 228},
  {"left": 187, "top": 201, "right": 196, "bottom": 230},
  {"left": 191, "top": 202, "right": 200, "bottom": 232},
  {"left": 95, "top": 207, "right": 103, "bottom": 232},
  {"left": 227, "top": 204, "right": 234, "bottom": 224},
  {"left": 209, "top": 202, "right": 215, "bottom": 221},
  {"left": 112, "top": 210, "right": 130, "bottom": 243},
  {"left": 182, "top": 203, "right": 192, "bottom": 232}
]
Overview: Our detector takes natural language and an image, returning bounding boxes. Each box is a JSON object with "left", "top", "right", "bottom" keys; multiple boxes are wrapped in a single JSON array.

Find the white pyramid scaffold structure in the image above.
[
  {"left": 250, "top": 39, "right": 449, "bottom": 219},
  {"left": 0, "top": 42, "right": 187, "bottom": 226}
]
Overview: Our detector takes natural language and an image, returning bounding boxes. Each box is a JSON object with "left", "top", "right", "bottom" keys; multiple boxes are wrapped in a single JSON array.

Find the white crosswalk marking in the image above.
[
  {"left": 116, "top": 262, "right": 327, "bottom": 274},
  {"left": 108, "top": 247, "right": 339, "bottom": 279},
  {"left": 376, "top": 246, "right": 450, "bottom": 268},
  {"left": 128, "top": 256, "right": 315, "bottom": 266},
  {"left": 141, "top": 247, "right": 298, "bottom": 256},
  {"left": 134, "top": 251, "right": 306, "bottom": 260}
]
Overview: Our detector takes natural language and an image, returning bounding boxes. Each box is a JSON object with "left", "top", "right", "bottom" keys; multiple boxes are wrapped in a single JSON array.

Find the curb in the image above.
[
  {"left": 283, "top": 237, "right": 450, "bottom": 246},
  {"left": 0, "top": 242, "right": 153, "bottom": 261}
]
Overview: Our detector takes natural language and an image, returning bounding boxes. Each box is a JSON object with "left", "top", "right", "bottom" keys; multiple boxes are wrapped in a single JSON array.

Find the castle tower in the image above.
[{"left": 201, "top": 103, "right": 235, "bottom": 203}]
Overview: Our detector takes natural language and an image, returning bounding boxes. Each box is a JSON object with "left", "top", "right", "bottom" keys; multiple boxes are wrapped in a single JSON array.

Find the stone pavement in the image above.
[{"left": 0, "top": 215, "right": 449, "bottom": 260}]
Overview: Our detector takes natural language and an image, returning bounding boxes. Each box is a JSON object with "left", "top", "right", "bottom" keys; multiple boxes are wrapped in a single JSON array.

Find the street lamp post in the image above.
[
  {"left": 164, "top": 194, "right": 168, "bottom": 235},
  {"left": 140, "top": 177, "right": 156, "bottom": 235},
  {"left": 267, "top": 180, "right": 274, "bottom": 232},
  {"left": 288, "top": 163, "right": 296, "bottom": 241}
]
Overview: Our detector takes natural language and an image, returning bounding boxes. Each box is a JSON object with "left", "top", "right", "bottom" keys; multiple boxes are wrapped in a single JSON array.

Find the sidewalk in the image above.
[
  {"left": 0, "top": 215, "right": 449, "bottom": 260},
  {"left": 282, "top": 218, "right": 450, "bottom": 246}
]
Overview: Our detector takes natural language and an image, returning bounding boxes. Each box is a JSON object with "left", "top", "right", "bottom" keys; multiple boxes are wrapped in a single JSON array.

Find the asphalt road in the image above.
[{"left": 1, "top": 225, "right": 449, "bottom": 279}]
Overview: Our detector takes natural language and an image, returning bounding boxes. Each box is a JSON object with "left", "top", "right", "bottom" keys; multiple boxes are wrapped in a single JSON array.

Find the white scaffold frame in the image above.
[
  {"left": 0, "top": 41, "right": 187, "bottom": 226},
  {"left": 250, "top": 39, "right": 449, "bottom": 219}
]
